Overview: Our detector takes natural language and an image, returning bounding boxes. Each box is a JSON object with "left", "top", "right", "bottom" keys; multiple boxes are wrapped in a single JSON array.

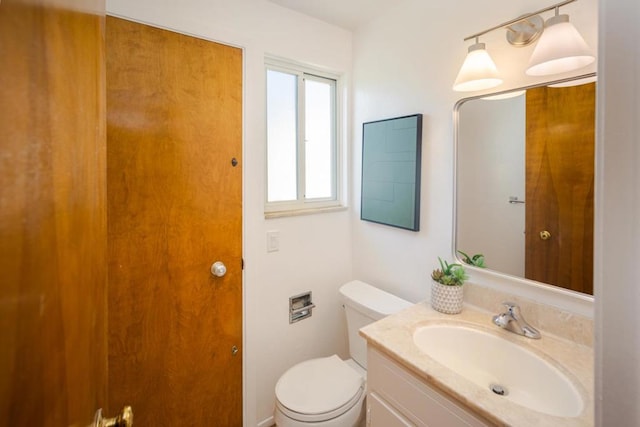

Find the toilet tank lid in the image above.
[{"left": 339, "top": 280, "right": 412, "bottom": 320}]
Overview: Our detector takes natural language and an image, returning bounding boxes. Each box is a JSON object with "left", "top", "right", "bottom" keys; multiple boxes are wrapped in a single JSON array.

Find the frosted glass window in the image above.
[
  {"left": 265, "top": 61, "right": 340, "bottom": 213},
  {"left": 304, "top": 77, "right": 335, "bottom": 199},
  {"left": 267, "top": 69, "right": 298, "bottom": 202}
]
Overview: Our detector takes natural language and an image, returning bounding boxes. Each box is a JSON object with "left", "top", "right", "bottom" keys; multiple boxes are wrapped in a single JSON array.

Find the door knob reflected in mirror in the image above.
[
  {"left": 94, "top": 406, "right": 133, "bottom": 427},
  {"left": 211, "top": 261, "right": 227, "bottom": 277},
  {"left": 539, "top": 230, "right": 551, "bottom": 240}
]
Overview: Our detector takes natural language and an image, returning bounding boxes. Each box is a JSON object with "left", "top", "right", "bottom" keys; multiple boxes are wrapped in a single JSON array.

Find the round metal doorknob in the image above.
[
  {"left": 539, "top": 230, "right": 551, "bottom": 240},
  {"left": 99, "top": 405, "right": 133, "bottom": 427},
  {"left": 211, "top": 261, "right": 227, "bottom": 277}
]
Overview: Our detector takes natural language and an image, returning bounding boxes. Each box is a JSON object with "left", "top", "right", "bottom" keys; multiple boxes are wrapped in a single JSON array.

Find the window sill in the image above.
[{"left": 264, "top": 205, "right": 348, "bottom": 219}]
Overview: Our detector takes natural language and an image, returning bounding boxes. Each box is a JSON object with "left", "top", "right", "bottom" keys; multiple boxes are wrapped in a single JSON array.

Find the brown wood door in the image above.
[
  {"left": 525, "top": 83, "right": 595, "bottom": 294},
  {"left": 106, "top": 17, "right": 243, "bottom": 426},
  {"left": 0, "top": 0, "right": 108, "bottom": 425}
]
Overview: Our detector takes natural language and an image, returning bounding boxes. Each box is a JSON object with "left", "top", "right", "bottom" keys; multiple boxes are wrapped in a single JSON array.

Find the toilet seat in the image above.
[{"left": 275, "top": 355, "right": 364, "bottom": 422}]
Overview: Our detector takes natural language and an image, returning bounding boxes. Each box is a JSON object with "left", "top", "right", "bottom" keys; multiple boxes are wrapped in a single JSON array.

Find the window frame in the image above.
[{"left": 265, "top": 58, "right": 344, "bottom": 216}]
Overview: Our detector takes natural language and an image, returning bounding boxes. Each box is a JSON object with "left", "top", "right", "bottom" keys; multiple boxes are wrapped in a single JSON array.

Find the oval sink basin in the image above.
[{"left": 412, "top": 323, "right": 583, "bottom": 417}]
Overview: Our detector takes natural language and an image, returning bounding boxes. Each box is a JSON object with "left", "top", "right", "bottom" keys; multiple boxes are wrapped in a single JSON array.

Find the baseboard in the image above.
[{"left": 257, "top": 415, "right": 275, "bottom": 427}]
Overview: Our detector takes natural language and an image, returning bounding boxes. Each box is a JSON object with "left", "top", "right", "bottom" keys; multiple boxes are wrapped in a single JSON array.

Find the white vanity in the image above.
[
  {"left": 360, "top": 300, "right": 593, "bottom": 426},
  {"left": 367, "top": 346, "right": 491, "bottom": 426}
]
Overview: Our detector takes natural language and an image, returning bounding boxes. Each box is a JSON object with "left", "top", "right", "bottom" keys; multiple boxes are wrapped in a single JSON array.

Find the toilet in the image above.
[{"left": 274, "top": 280, "right": 412, "bottom": 427}]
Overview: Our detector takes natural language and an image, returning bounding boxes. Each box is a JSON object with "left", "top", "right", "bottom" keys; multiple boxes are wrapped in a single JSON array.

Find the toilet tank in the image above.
[{"left": 339, "top": 280, "right": 411, "bottom": 369}]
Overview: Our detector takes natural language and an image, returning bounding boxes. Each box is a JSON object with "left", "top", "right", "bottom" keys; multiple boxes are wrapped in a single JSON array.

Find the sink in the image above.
[{"left": 412, "top": 323, "right": 583, "bottom": 417}]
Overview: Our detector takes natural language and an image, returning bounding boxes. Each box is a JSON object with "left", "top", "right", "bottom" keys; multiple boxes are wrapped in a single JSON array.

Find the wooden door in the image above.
[
  {"left": 525, "top": 83, "right": 595, "bottom": 294},
  {"left": 106, "top": 17, "right": 243, "bottom": 426},
  {"left": 0, "top": 0, "right": 107, "bottom": 425}
]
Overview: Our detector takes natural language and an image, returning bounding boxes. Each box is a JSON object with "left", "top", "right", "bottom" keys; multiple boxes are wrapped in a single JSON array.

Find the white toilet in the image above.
[{"left": 274, "top": 280, "right": 412, "bottom": 427}]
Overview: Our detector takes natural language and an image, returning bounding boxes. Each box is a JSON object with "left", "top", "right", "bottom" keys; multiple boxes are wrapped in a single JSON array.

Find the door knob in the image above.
[
  {"left": 94, "top": 406, "right": 133, "bottom": 427},
  {"left": 211, "top": 261, "right": 227, "bottom": 277},
  {"left": 539, "top": 230, "right": 551, "bottom": 240}
]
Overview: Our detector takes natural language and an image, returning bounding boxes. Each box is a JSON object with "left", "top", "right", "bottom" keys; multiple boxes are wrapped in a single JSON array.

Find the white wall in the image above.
[
  {"left": 457, "top": 96, "right": 525, "bottom": 277},
  {"left": 105, "top": 1, "right": 353, "bottom": 426},
  {"left": 351, "top": 0, "right": 598, "bottom": 309},
  {"left": 595, "top": 0, "right": 640, "bottom": 424}
]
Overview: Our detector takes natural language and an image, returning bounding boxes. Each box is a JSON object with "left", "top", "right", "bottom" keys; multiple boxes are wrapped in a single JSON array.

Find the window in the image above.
[{"left": 265, "top": 59, "right": 341, "bottom": 214}]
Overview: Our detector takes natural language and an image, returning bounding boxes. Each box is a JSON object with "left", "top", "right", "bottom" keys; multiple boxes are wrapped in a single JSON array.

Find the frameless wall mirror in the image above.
[{"left": 454, "top": 74, "right": 596, "bottom": 295}]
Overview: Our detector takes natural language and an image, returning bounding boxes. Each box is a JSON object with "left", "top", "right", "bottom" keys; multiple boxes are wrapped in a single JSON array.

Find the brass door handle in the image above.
[
  {"left": 95, "top": 406, "right": 133, "bottom": 427},
  {"left": 539, "top": 230, "right": 551, "bottom": 240}
]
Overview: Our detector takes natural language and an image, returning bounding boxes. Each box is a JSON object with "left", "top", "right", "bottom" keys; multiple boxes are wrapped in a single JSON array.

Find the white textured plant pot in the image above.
[{"left": 431, "top": 281, "right": 464, "bottom": 314}]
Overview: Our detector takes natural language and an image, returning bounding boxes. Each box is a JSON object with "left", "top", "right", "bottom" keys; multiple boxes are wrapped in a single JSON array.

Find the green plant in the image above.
[
  {"left": 431, "top": 257, "right": 468, "bottom": 286},
  {"left": 457, "top": 250, "right": 486, "bottom": 268}
]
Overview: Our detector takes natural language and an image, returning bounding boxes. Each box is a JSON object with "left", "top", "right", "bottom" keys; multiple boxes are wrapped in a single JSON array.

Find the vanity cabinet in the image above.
[{"left": 366, "top": 346, "right": 491, "bottom": 427}]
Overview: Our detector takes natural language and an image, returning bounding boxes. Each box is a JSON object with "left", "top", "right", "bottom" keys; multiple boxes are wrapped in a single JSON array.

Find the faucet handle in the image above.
[
  {"left": 501, "top": 301, "right": 520, "bottom": 314},
  {"left": 499, "top": 301, "right": 541, "bottom": 339}
]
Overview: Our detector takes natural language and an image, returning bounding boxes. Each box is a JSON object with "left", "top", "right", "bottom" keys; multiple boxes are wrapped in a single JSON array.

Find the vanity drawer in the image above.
[
  {"left": 368, "top": 392, "right": 413, "bottom": 427},
  {"left": 367, "top": 346, "right": 490, "bottom": 427}
]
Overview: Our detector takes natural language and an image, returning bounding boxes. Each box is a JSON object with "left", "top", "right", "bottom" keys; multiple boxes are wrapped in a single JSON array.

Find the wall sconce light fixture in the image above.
[
  {"left": 453, "top": 0, "right": 595, "bottom": 92},
  {"left": 526, "top": 7, "right": 595, "bottom": 76},
  {"left": 453, "top": 38, "right": 503, "bottom": 92}
]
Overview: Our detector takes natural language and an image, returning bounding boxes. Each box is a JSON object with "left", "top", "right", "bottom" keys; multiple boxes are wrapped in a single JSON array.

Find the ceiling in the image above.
[{"left": 267, "top": 0, "right": 399, "bottom": 30}]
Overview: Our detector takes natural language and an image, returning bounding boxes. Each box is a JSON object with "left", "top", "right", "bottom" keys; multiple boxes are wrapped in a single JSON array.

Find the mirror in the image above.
[{"left": 454, "top": 74, "right": 596, "bottom": 295}]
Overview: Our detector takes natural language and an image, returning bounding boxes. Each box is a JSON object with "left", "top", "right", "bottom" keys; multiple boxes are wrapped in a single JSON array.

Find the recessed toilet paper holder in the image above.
[{"left": 289, "top": 291, "right": 316, "bottom": 323}]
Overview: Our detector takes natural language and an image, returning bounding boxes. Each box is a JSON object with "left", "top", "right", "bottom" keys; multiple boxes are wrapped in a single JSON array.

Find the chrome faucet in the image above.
[{"left": 492, "top": 302, "right": 541, "bottom": 339}]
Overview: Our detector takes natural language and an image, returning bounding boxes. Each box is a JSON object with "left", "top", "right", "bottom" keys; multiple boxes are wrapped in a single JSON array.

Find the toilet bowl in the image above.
[
  {"left": 274, "top": 356, "right": 366, "bottom": 427},
  {"left": 274, "top": 280, "right": 411, "bottom": 427}
]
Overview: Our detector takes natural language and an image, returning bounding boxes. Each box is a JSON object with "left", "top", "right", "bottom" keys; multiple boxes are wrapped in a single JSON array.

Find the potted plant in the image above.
[
  {"left": 457, "top": 250, "right": 486, "bottom": 268},
  {"left": 430, "top": 257, "right": 468, "bottom": 314}
]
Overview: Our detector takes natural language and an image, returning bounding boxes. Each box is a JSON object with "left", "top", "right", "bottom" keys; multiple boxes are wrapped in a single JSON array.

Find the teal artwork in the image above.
[{"left": 361, "top": 114, "right": 422, "bottom": 231}]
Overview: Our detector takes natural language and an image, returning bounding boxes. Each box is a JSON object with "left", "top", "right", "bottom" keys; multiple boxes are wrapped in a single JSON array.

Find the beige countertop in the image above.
[{"left": 360, "top": 301, "right": 594, "bottom": 427}]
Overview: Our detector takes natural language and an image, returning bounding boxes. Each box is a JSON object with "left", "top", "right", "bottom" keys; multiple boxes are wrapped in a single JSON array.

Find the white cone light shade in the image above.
[
  {"left": 526, "top": 14, "right": 595, "bottom": 76},
  {"left": 453, "top": 43, "right": 503, "bottom": 92}
]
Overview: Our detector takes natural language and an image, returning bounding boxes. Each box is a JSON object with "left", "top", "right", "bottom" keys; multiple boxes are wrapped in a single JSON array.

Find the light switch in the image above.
[{"left": 267, "top": 230, "right": 280, "bottom": 252}]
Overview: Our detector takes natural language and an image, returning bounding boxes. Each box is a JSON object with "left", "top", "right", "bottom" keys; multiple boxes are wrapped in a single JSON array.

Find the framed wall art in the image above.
[{"left": 361, "top": 114, "right": 422, "bottom": 231}]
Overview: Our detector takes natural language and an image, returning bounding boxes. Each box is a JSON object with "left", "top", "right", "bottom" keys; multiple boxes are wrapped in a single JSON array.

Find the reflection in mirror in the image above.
[{"left": 455, "top": 75, "right": 596, "bottom": 295}]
